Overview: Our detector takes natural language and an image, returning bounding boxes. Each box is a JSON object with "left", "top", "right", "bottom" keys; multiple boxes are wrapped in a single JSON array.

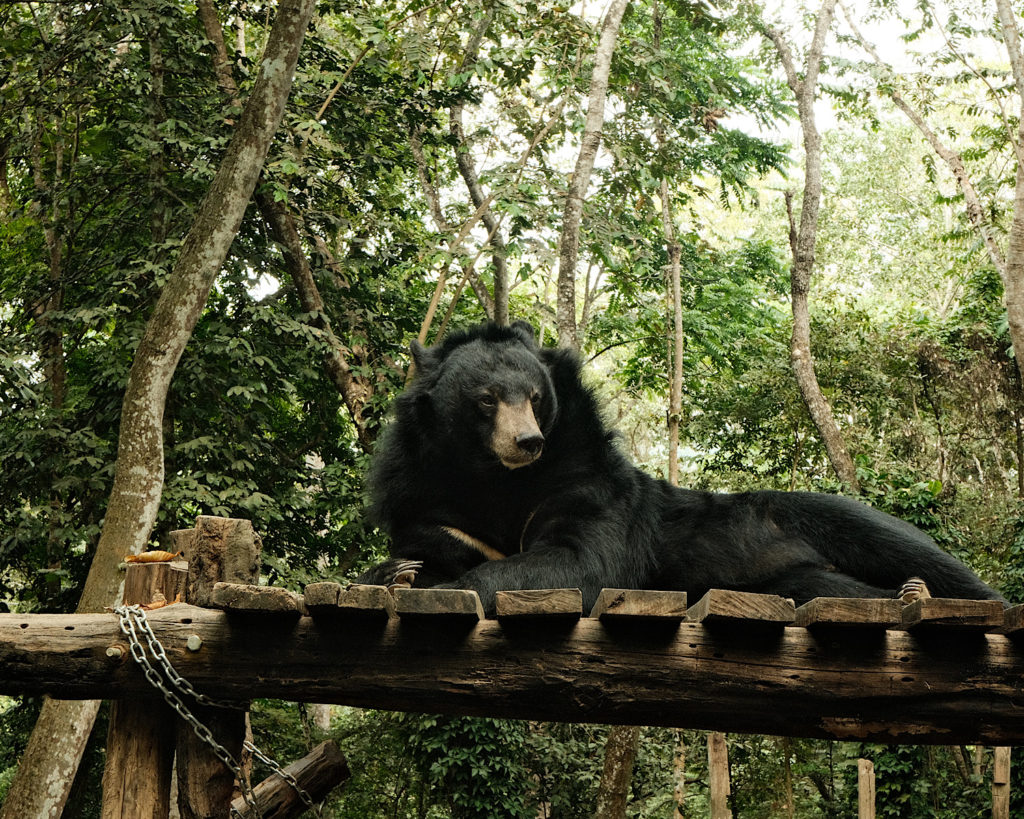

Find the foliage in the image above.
[{"left": 3, "top": 0, "right": 1024, "bottom": 814}]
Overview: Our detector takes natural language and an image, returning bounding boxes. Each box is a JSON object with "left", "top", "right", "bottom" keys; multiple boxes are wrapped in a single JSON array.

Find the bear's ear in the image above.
[
  {"left": 509, "top": 319, "right": 538, "bottom": 350},
  {"left": 410, "top": 339, "right": 435, "bottom": 374}
]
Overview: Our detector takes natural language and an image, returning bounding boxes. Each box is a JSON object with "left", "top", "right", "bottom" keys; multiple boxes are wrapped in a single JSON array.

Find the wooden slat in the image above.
[
  {"left": 589, "top": 589, "right": 687, "bottom": 622},
  {"left": 209, "top": 582, "right": 303, "bottom": 616},
  {"left": 320, "top": 584, "right": 395, "bottom": 620},
  {"left": 687, "top": 589, "right": 795, "bottom": 627},
  {"left": 495, "top": 589, "right": 582, "bottom": 620},
  {"left": 901, "top": 598, "right": 1004, "bottom": 632},
  {"left": 393, "top": 588, "right": 484, "bottom": 621},
  {"left": 795, "top": 598, "right": 902, "bottom": 630},
  {"left": 1000, "top": 604, "right": 1024, "bottom": 635},
  {"left": 303, "top": 581, "right": 342, "bottom": 608}
]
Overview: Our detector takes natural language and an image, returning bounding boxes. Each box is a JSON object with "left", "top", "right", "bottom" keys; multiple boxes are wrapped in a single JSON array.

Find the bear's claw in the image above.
[
  {"left": 899, "top": 577, "right": 932, "bottom": 604},
  {"left": 387, "top": 559, "right": 423, "bottom": 591}
]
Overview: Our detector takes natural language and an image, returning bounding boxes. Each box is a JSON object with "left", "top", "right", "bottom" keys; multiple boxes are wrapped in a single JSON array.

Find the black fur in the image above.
[{"left": 357, "top": 321, "right": 1005, "bottom": 613}]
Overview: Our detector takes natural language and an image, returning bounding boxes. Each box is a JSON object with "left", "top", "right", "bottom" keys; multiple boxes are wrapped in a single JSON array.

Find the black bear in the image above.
[{"left": 356, "top": 320, "right": 1005, "bottom": 613}]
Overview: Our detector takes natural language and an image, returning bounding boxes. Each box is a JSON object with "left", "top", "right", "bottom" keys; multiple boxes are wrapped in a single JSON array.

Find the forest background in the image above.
[{"left": 3, "top": 0, "right": 1024, "bottom": 815}]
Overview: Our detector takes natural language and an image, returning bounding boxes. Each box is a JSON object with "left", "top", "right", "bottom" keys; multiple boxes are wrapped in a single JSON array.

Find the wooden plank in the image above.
[
  {"left": 1000, "top": 604, "right": 1024, "bottom": 635},
  {"left": 394, "top": 588, "right": 484, "bottom": 621},
  {"left": 303, "top": 581, "right": 341, "bottom": 608},
  {"left": 304, "top": 583, "right": 395, "bottom": 620},
  {"left": 589, "top": 589, "right": 687, "bottom": 622},
  {"left": 496, "top": 589, "right": 582, "bottom": 620},
  {"left": 901, "top": 598, "right": 1004, "bottom": 632},
  {"left": 10, "top": 606, "right": 1024, "bottom": 744},
  {"left": 687, "top": 589, "right": 795, "bottom": 627},
  {"left": 794, "top": 598, "right": 902, "bottom": 630},
  {"left": 210, "top": 582, "right": 303, "bottom": 616}
]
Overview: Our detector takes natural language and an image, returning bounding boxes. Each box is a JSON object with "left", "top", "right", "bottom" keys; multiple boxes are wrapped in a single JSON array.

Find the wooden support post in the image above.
[
  {"left": 101, "top": 561, "right": 187, "bottom": 818},
  {"left": 177, "top": 516, "right": 261, "bottom": 819},
  {"left": 858, "top": 758, "right": 875, "bottom": 819},
  {"left": 230, "top": 740, "right": 349, "bottom": 819},
  {"left": 708, "top": 732, "right": 732, "bottom": 819},
  {"left": 993, "top": 747, "right": 1011, "bottom": 819}
]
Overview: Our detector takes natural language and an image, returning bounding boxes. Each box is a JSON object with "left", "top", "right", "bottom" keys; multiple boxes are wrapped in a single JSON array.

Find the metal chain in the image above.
[{"left": 114, "top": 604, "right": 320, "bottom": 817}]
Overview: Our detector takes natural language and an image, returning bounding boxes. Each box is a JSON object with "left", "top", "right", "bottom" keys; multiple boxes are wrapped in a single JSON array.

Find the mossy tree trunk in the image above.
[{"left": 0, "top": 2, "right": 316, "bottom": 816}]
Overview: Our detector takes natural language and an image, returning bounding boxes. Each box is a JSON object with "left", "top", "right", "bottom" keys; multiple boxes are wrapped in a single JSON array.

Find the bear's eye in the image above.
[
  {"left": 478, "top": 393, "right": 498, "bottom": 410},
  {"left": 530, "top": 391, "right": 542, "bottom": 407}
]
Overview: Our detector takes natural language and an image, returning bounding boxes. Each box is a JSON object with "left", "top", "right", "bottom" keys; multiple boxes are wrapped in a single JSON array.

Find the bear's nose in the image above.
[{"left": 516, "top": 432, "right": 545, "bottom": 456}]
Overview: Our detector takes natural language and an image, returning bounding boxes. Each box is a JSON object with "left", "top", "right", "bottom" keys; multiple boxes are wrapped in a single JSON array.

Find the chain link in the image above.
[{"left": 114, "top": 604, "right": 321, "bottom": 818}]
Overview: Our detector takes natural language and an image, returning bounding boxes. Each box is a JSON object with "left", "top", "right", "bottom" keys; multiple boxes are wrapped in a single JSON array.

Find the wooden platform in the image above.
[{"left": 3, "top": 584, "right": 1024, "bottom": 745}]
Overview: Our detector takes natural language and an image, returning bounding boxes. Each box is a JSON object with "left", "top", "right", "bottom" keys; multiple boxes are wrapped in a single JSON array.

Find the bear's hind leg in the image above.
[{"left": 753, "top": 564, "right": 896, "bottom": 606}]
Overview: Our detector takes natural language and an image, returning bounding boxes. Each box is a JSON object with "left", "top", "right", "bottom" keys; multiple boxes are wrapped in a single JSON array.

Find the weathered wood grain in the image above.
[
  {"left": 101, "top": 563, "right": 181, "bottom": 818},
  {"left": 230, "top": 740, "right": 349, "bottom": 819},
  {"left": 394, "top": 588, "right": 484, "bottom": 621},
  {"left": 6, "top": 605, "right": 1024, "bottom": 744},
  {"left": 589, "top": 589, "right": 687, "bottom": 622},
  {"left": 178, "top": 516, "right": 258, "bottom": 819},
  {"left": 303, "top": 582, "right": 342, "bottom": 608},
  {"left": 210, "top": 582, "right": 303, "bottom": 615},
  {"left": 304, "top": 583, "right": 396, "bottom": 622},
  {"left": 794, "top": 598, "right": 902, "bottom": 630},
  {"left": 185, "top": 516, "right": 261, "bottom": 608},
  {"left": 687, "top": 589, "right": 795, "bottom": 626},
  {"left": 123, "top": 562, "right": 187, "bottom": 610},
  {"left": 496, "top": 589, "right": 582, "bottom": 620},
  {"left": 901, "top": 598, "right": 1005, "bottom": 632},
  {"left": 1002, "top": 604, "right": 1024, "bottom": 635}
]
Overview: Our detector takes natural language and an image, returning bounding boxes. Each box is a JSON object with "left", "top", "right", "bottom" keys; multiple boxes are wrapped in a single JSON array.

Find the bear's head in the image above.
[{"left": 409, "top": 321, "right": 558, "bottom": 471}]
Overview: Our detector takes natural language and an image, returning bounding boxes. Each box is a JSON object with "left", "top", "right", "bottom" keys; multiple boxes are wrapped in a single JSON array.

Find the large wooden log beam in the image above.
[{"left": 4, "top": 602, "right": 1024, "bottom": 744}]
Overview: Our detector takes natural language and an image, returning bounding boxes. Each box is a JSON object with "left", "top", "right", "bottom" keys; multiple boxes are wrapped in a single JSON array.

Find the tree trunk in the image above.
[
  {"left": 594, "top": 725, "right": 641, "bottom": 819},
  {"left": 256, "top": 192, "right": 375, "bottom": 452},
  {"left": 760, "top": 0, "right": 857, "bottom": 491},
  {"left": 556, "top": 0, "right": 630, "bottom": 350},
  {"left": 781, "top": 737, "right": 795, "bottom": 818},
  {"left": 994, "top": 0, "right": 1024, "bottom": 386},
  {"left": 448, "top": 8, "right": 511, "bottom": 325},
  {"left": 0, "top": 3, "right": 316, "bottom": 816},
  {"left": 848, "top": 1, "right": 1024, "bottom": 393},
  {"left": 672, "top": 730, "right": 686, "bottom": 819},
  {"left": 661, "top": 176, "right": 684, "bottom": 486}
]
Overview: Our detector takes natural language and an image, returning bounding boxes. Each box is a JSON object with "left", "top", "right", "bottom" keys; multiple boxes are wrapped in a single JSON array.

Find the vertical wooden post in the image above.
[
  {"left": 101, "top": 561, "right": 187, "bottom": 819},
  {"left": 176, "top": 516, "right": 261, "bottom": 819},
  {"left": 708, "top": 732, "right": 732, "bottom": 819},
  {"left": 858, "top": 758, "right": 875, "bottom": 819},
  {"left": 993, "top": 747, "right": 1011, "bottom": 819}
]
